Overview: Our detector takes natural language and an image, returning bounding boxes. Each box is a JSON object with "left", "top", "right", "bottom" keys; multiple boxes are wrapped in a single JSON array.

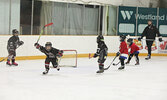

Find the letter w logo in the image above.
[{"left": 121, "top": 11, "right": 133, "bottom": 20}]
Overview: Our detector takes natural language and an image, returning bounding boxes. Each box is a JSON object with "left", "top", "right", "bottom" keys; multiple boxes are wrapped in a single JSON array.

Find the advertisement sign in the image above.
[
  {"left": 133, "top": 39, "right": 143, "bottom": 50},
  {"left": 144, "top": 41, "right": 157, "bottom": 51},
  {"left": 158, "top": 8, "right": 167, "bottom": 37},
  {"left": 137, "top": 7, "right": 157, "bottom": 36},
  {"left": 158, "top": 39, "right": 167, "bottom": 53},
  {"left": 118, "top": 6, "right": 137, "bottom": 36}
]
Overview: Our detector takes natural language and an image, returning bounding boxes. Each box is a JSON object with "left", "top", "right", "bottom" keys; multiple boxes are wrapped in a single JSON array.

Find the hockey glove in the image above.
[
  {"left": 34, "top": 43, "right": 40, "bottom": 49},
  {"left": 18, "top": 41, "right": 24, "bottom": 46},
  {"left": 116, "top": 52, "right": 120, "bottom": 57},
  {"left": 93, "top": 53, "right": 98, "bottom": 58},
  {"left": 138, "top": 37, "right": 142, "bottom": 41},
  {"left": 159, "top": 38, "right": 163, "bottom": 42},
  {"left": 57, "top": 50, "right": 63, "bottom": 58}
]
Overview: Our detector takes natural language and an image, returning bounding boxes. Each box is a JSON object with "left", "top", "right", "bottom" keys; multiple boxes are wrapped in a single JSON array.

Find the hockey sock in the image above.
[
  {"left": 128, "top": 54, "right": 133, "bottom": 62},
  {"left": 135, "top": 54, "right": 139, "bottom": 62},
  {"left": 45, "top": 62, "right": 50, "bottom": 71},
  {"left": 99, "top": 63, "right": 104, "bottom": 70},
  {"left": 120, "top": 58, "right": 125, "bottom": 66}
]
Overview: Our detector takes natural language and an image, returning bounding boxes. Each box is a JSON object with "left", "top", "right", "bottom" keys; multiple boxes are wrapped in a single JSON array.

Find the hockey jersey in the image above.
[
  {"left": 119, "top": 41, "right": 128, "bottom": 55},
  {"left": 7, "top": 36, "right": 21, "bottom": 51},
  {"left": 39, "top": 46, "right": 63, "bottom": 59},
  {"left": 129, "top": 43, "right": 139, "bottom": 54}
]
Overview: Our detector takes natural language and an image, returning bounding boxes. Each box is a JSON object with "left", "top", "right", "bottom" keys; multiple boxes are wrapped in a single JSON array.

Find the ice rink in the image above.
[{"left": 0, "top": 57, "right": 167, "bottom": 100}]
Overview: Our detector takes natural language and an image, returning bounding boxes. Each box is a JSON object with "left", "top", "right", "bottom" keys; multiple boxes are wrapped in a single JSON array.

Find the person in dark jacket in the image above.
[
  {"left": 7, "top": 29, "right": 24, "bottom": 66},
  {"left": 138, "top": 20, "right": 162, "bottom": 60}
]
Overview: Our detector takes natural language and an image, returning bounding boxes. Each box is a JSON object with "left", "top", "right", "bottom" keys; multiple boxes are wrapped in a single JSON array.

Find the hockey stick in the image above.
[
  {"left": 104, "top": 56, "right": 117, "bottom": 70},
  {"left": 0, "top": 45, "right": 22, "bottom": 62},
  {"left": 36, "top": 22, "right": 53, "bottom": 43},
  {"left": 89, "top": 53, "right": 94, "bottom": 59},
  {"left": 0, "top": 57, "right": 8, "bottom": 62},
  {"left": 113, "top": 61, "right": 120, "bottom": 66},
  {"left": 141, "top": 39, "right": 155, "bottom": 41}
]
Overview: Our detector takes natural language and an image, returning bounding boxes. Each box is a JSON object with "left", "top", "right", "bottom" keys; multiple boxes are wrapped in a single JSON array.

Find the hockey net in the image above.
[{"left": 58, "top": 50, "right": 77, "bottom": 67}]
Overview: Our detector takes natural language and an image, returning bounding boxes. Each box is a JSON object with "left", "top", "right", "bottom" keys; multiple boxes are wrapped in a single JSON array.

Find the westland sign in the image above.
[
  {"left": 120, "top": 11, "right": 167, "bottom": 21},
  {"left": 136, "top": 14, "right": 166, "bottom": 21},
  {"left": 120, "top": 11, "right": 133, "bottom": 20},
  {"left": 118, "top": 6, "right": 167, "bottom": 37}
]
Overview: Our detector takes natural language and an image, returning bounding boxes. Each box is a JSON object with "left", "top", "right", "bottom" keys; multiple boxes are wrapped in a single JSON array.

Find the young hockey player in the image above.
[
  {"left": 7, "top": 29, "right": 24, "bottom": 66},
  {"left": 116, "top": 35, "right": 128, "bottom": 70},
  {"left": 93, "top": 35, "right": 108, "bottom": 73},
  {"left": 34, "top": 42, "right": 63, "bottom": 75},
  {"left": 126, "top": 38, "right": 140, "bottom": 65}
]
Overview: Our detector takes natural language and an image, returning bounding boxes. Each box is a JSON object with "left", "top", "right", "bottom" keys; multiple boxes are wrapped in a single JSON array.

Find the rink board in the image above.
[{"left": 1, "top": 53, "right": 167, "bottom": 61}]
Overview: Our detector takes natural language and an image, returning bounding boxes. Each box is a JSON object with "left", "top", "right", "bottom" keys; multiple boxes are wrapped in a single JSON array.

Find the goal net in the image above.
[{"left": 58, "top": 50, "right": 77, "bottom": 67}]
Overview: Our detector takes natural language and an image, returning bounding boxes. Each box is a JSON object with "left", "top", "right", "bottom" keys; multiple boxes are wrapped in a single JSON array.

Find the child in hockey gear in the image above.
[
  {"left": 34, "top": 42, "right": 63, "bottom": 75},
  {"left": 126, "top": 38, "right": 140, "bottom": 65},
  {"left": 93, "top": 35, "right": 108, "bottom": 73},
  {"left": 7, "top": 29, "right": 24, "bottom": 66},
  {"left": 116, "top": 35, "right": 128, "bottom": 70}
]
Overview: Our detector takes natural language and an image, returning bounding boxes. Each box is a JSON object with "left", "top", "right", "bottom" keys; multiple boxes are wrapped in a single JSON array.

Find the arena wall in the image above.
[{"left": 0, "top": 35, "right": 166, "bottom": 60}]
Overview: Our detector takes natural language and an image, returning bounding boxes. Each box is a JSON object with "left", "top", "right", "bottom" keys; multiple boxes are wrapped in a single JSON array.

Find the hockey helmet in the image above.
[
  {"left": 45, "top": 42, "right": 52, "bottom": 51},
  {"left": 127, "top": 38, "right": 133, "bottom": 43},
  {"left": 127, "top": 38, "right": 133, "bottom": 45},
  {"left": 97, "top": 35, "right": 104, "bottom": 43},
  {"left": 12, "top": 29, "right": 19, "bottom": 35},
  {"left": 120, "top": 34, "right": 126, "bottom": 42}
]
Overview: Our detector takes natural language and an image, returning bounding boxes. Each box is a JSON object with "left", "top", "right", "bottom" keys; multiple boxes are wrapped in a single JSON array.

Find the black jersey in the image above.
[
  {"left": 7, "top": 36, "right": 20, "bottom": 50},
  {"left": 96, "top": 42, "right": 108, "bottom": 55},
  {"left": 141, "top": 25, "right": 161, "bottom": 40},
  {"left": 39, "top": 46, "right": 61, "bottom": 59}
]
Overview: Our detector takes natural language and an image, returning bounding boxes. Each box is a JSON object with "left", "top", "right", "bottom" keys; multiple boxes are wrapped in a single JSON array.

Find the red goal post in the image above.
[{"left": 58, "top": 50, "right": 77, "bottom": 67}]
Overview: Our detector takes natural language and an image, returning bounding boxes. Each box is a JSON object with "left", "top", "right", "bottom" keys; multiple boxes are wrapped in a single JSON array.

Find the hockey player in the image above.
[
  {"left": 93, "top": 35, "right": 108, "bottom": 73},
  {"left": 116, "top": 35, "right": 128, "bottom": 70},
  {"left": 7, "top": 29, "right": 24, "bottom": 66},
  {"left": 126, "top": 38, "right": 140, "bottom": 65},
  {"left": 34, "top": 42, "right": 63, "bottom": 75}
]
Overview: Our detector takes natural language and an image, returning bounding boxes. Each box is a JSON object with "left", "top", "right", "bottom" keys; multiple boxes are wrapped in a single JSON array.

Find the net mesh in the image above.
[{"left": 58, "top": 50, "right": 77, "bottom": 67}]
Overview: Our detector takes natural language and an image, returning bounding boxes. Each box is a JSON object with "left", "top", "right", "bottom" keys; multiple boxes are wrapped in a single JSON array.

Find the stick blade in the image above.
[
  {"left": 104, "top": 66, "right": 110, "bottom": 70},
  {"left": 44, "top": 22, "right": 53, "bottom": 27},
  {"left": 89, "top": 53, "right": 91, "bottom": 59}
]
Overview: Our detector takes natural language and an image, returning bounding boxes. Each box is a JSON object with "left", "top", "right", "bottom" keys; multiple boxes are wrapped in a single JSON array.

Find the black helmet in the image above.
[
  {"left": 12, "top": 29, "right": 18, "bottom": 35},
  {"left": 45, "top": 42, "right": 52, "bottom": 47},
  {"left": 127, "top": 38, "right": 133, "bottom": 43},
  {"left": 97, "top": 35, "right": 104, "bottom": 43},
  {"left": 120, "top": 34, "right": 126, "bottom": 42}
]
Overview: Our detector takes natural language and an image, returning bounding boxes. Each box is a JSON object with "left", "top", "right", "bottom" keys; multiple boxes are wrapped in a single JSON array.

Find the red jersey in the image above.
[
  {"left": 120, "top": 41, "right": 128, "bottom": 54},
  {"left": 129, "top": 43, "right": 139, "bottom": 54}
]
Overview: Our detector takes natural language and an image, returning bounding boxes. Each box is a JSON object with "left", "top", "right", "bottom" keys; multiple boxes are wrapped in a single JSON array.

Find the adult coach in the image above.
[{"left": 138, "top": 20, "right": 162, "bottom": 60}]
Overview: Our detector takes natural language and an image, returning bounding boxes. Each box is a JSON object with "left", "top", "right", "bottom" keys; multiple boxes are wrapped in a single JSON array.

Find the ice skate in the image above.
[
  {"left": 145, "top": 55, "right": 151, "bottom": 60},
  {"left": 118, "top": 65, "right": 125, "bottom": 70},
  {"left": 6, "top": 61, "right": 12, "bottom": 66},
  {"left": 12, "top": 62, "right": 18, "bottom": 66},
  {"left": 96, "top": 69, "right": 104, "bottom": 73}
]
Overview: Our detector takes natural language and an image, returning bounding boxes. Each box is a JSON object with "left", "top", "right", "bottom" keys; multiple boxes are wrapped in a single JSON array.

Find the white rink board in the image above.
[{"left": 0, "top": 36, "right": 162, "bottom": 57}]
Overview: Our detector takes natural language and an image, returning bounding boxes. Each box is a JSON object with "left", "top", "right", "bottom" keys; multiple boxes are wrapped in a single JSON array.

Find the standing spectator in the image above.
[{"left": 138, "top": 20, "right": 162, "bottom": 60}]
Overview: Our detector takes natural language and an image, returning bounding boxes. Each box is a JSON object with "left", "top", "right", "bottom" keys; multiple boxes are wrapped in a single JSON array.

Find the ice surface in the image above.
[{"left": 0, "top": 57, "right": 167, "bottom": 100}]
